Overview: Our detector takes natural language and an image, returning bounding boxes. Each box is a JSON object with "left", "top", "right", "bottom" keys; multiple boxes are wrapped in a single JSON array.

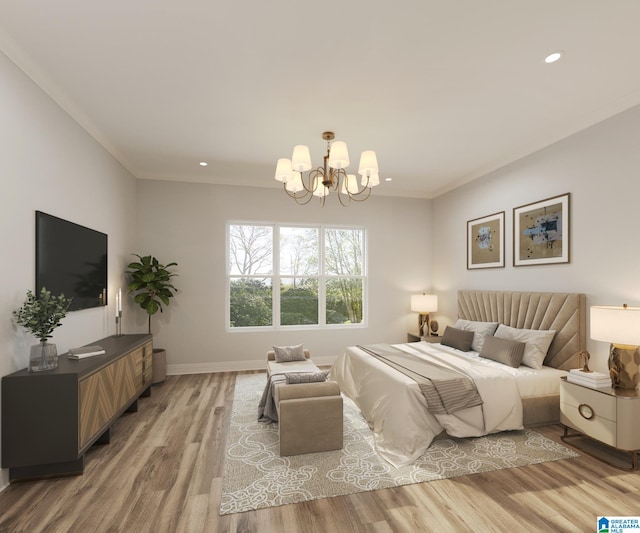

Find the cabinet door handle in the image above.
[{"left": 578, "top": 403, "right": 595, "bottom": 420}]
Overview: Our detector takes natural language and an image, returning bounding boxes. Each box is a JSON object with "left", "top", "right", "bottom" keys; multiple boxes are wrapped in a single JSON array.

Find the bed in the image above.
[{"left": 330, "top": 290, "right": 586, "bottom": 467}]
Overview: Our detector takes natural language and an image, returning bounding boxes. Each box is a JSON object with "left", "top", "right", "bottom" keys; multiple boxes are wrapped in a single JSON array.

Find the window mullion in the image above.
[{"left": 273, "top": 225, "right": 280, "bottom": 327}]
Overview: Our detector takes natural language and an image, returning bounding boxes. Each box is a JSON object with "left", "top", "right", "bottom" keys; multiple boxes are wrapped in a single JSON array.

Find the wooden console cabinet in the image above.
[{"left": 2, "top": 334, "right": 153, "bottom": 481}]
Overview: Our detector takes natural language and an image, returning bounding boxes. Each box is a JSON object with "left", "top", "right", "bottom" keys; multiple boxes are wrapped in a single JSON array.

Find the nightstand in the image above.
[
  {"left": 560, "top": 377, "right": 640, "bottom": 470},
  {"left": 407, "top": 332, "right": 441, "bottom": 343}
]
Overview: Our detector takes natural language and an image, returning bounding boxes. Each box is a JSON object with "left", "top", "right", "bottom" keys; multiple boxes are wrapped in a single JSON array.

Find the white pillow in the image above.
[
  {"left": 454, "top": 319, "right": 499, "bottom": 353},
  {"left": 494, "top": 324, "right": 556, "bottom": 369}
]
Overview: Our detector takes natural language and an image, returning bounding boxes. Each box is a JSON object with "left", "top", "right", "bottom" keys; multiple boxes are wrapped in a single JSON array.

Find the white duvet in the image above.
[{"left": 330, "top": 342, "right": 524, "bottom": 467}]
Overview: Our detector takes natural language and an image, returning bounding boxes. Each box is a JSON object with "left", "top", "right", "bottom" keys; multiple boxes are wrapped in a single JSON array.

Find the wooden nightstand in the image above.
[
  {"left": 407, "top": 332, "right": 441, "bottom": 343},
  {"left": 560, "top": 377, "right": 640, "bottom": 470}
]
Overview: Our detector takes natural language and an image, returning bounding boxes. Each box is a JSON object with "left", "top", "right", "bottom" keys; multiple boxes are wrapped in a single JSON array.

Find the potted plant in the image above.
[
  {"left": 13, "top": 287, "right": 72, "bottom": 371},
  {"left": 126, "top": 254, "right": 178, "bottom": 384}
]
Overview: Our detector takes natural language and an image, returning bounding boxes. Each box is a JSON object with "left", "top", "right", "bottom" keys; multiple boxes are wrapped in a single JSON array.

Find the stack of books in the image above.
[
  {"left": 67, "top": 345, "right": 106, "bottom": 359},
  {"left": 567, "top": 368, "right": 611, "bottom": 389}
]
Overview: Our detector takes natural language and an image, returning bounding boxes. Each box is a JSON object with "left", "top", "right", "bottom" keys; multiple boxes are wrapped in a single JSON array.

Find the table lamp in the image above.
[
  {"left": 590, "top": 304, "right": 640, "bottom": 390},
  {"left": 411, "top": 293, "right": 438, "bottom": 337}
]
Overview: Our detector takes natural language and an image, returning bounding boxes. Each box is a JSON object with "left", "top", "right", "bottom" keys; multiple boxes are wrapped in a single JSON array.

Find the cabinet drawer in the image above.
[
  {"left": 560, "top": 381, "right": 616, "bottom": 421},
  {"left": 560, "top": 401, "right": 617, "bottom": 447}
]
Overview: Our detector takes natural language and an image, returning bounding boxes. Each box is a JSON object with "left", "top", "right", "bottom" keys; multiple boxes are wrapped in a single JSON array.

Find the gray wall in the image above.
[
  {"left": 432, "top": 104, "right": 640, "bottom": 373},
  {"left": 0, "top": 50, "right": 138, "bottom": 488},
  {"left": 135, "top": 180, "right": 432, "bottom": 372}
]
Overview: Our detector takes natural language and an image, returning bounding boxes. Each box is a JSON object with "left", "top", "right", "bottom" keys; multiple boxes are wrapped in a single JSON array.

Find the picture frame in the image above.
[
  {"left": 467, "top": 211, "right": 505, "bottom": 269},
  {"left": 513, "top": 193, "right": 570, "bottom": 266}
]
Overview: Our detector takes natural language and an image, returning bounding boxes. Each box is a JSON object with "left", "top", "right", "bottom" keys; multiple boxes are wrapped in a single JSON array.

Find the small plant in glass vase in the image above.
[{"left": 13, "top": 287, "right": 72, "bottom": 371}]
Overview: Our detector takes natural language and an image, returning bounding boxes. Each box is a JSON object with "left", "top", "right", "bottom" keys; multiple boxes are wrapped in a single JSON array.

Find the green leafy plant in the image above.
[
  {"left": 13, "top": 287, "right": 72, "bottom": 341},
  {"left": 126, "top": 254, "right": 178, "bottom": 334}
]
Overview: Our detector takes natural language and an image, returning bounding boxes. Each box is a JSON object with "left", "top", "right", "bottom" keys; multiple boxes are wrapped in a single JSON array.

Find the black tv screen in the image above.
[{"left": 36, "top": 211, "right": 107, "bottom": 311}]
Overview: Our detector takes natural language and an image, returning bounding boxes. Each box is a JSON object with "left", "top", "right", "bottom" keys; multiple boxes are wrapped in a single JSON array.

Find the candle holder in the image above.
[{"left": 115, "top": 311, "right": 123, "bottom": 337}]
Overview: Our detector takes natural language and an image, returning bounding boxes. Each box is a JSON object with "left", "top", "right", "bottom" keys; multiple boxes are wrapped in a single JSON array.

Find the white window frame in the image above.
[{"left": 226, "top": 221, "right": 367, "bottom": 331}]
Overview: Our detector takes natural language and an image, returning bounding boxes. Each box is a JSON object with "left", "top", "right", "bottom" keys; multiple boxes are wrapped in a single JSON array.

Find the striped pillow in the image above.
[{"left": 480, "top": 335, "right": 526, "bottom": 368}]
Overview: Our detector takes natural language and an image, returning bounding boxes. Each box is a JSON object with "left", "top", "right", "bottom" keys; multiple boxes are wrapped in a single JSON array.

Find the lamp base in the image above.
[
  {"left": 417, "top": 313, "right": 431, "bottom": 338},
  {"left": 608, "top": 344, "right": 640, "bottom": 390}
]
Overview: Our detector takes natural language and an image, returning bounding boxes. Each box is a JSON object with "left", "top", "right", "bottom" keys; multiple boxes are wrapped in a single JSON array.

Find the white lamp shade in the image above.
[
  {"left": 285, "top": 171, "right": 304, "bottom": 192},
  {"left": 411, "top": 294, "right": 438, "bottom": 313},
  {"left": 341, "top": 174, "right": 359, "bottom": 195},
  {"left": 312, "top": 177, "right": 328, "bottom": 197},
  {"left": 361, "top": 173, "right": 380, "bottom": 187},
  {"left": 358, "top": 150, "right": 379, "bottom": 176},
  {"left": 591, "top": 305, "right": 640, "bottom": 346},
  {"left": 291, "top": 145, "right": 312, "bottom": 172},
  {"left": 328, "top": 141, "right": 350, "bottom": 169},
  {"left": 274, "top": 158, "right": 292, "bottom": 182}
]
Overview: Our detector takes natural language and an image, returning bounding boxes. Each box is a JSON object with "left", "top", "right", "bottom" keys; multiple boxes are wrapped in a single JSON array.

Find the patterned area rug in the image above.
[{"left": 220, "top": 373, "right": 578, "bottom": 515}]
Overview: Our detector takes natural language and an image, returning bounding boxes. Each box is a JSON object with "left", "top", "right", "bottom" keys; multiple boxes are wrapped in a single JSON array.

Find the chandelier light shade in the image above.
[{"left": 274, "top": 131, "right": 380, "bottom": 206}]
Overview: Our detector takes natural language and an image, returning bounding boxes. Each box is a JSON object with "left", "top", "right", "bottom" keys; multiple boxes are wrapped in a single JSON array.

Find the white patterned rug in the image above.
[{"left": 219, "top": 373, "right": 578, "bottom": 515}]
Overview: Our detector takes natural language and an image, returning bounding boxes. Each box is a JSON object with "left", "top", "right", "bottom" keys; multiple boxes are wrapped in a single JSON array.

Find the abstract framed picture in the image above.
[
  {"left": 513, "top": 193, "right": 570, "bottom": 266},
  {"left": 467, "top": 211, "right": 505, "bottom": 269}
]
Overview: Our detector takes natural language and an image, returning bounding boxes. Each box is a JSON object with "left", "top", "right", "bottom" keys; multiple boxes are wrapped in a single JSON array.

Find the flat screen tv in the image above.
[{"left": 36, "top": 211, "right": 108, "bottom": 311}]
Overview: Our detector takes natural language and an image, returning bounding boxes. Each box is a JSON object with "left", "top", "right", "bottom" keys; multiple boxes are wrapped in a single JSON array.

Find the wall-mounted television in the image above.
[{"left": 36, "top": 211, "right": 108, "bottom": 311}]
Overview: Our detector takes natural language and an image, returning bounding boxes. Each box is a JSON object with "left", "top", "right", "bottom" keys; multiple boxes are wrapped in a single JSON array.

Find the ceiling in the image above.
[{"left": 2, "top": 1, "right": 640, "bottom": 199}]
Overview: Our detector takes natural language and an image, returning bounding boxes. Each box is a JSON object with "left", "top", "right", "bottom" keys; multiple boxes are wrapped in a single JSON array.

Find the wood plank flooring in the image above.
[{"left": 0, "top": 371, "right": 638, "bottom": 532}]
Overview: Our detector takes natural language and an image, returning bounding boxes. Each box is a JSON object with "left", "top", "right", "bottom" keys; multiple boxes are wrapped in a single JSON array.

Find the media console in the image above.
[{"left": 2, "top": 334, "right": 153, "bottom": 481}]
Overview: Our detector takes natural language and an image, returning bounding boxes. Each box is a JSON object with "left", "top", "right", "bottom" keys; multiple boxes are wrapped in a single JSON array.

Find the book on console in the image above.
[{"left": 67, "top": 345, "right": 106, "bottom": 359}]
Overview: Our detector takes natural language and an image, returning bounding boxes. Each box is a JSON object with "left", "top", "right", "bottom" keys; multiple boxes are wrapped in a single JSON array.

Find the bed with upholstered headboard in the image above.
[
  {"left": 330, "top": 289, "right": 586, "bottom": 467},
  {"left": 457, "top": 289, "right": 586, "bottom": 426}
]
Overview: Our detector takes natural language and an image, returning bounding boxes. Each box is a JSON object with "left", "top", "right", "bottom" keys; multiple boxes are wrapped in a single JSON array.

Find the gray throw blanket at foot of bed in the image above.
[
  {"left": 257, "top": 373, "right": 286, "bottom": 423},
  {"left": 357, "top": 344, "right": 483, "bottom": 415}
]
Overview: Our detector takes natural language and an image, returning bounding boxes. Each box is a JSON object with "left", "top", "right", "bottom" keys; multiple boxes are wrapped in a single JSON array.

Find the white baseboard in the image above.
[{"left": 167, "top": 354, "right": 338, "bottom": 375}]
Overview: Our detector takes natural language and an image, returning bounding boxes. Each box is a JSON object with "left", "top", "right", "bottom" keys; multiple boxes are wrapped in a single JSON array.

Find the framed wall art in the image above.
[
  {"left": 513, "top": 193, "right": 570, "bottom": 266},
  {"left": 467, "top": 211, "right": 505, "bottom": 269}
]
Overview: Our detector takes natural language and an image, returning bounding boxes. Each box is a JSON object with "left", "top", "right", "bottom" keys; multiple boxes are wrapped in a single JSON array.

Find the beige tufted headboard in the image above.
[{"left": 457, "top": 290, "right": 586, "bottom": 370}]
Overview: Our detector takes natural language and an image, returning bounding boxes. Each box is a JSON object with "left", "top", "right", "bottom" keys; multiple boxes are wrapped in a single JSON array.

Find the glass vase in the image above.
[{"left": 29, "top": 341, "right": 58, "bottom": 372}]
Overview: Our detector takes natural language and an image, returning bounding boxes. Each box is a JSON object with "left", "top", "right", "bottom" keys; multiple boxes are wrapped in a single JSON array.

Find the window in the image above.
[{"left": 228, "top": 223, "right": 366, "bottom": 329}]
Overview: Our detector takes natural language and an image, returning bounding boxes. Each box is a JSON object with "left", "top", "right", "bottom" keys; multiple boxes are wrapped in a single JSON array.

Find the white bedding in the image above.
[{"left": 330, "top": 341, "right": 565, "bottom": 467}]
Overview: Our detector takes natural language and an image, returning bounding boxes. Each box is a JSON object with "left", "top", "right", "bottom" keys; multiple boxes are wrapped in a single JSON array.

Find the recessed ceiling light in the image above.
[
  {"left": 199, "top": 161, "right": 208, "bottom": 167},
  {"left": 384, "top": 177, "right": 392, "bottom": 182},
  {"left": 544, "top": 51, "right": 563, "bottom": 64}
]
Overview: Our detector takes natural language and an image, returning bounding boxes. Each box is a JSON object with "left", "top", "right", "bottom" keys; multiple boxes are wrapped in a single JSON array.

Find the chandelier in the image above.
[{"left": 274, "top": 131, "right": 380, "bottom": 206}]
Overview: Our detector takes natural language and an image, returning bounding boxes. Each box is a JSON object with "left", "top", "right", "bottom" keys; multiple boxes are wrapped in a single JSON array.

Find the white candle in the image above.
[
  {"left": 115, "top": 291, "right": 120, "bottom": 317},
  {"left": 118, "top": 288, "right": 122, "bottom": 313}
]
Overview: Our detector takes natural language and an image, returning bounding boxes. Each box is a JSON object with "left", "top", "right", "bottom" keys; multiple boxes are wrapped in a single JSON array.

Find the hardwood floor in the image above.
[{"left": 0, "top": 371, "right": 638, "bottom": 532}]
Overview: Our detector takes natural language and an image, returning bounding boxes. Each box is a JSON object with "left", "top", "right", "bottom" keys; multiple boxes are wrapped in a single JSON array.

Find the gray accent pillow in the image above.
[
  {"left": 480, "top": 335, "right": 526, "bottom": 368},
  {"left": 273, "top": 344, "right": 306, "bottom": 363},
  {"left": 285, "top": 371, "right": 329, "bottom": 384},
  {"left": 440, "top": 326, "right": 474, "bottom": 352},
  {"left": 494, "top": 324, "right": 556, "bottom": 369},
  {"left": 454, "top": 319, "right": 499, "bottom": 352}
]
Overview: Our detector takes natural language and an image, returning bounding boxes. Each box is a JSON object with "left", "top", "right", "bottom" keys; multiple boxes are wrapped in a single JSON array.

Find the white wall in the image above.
[
  {"left": 0, "top": 51, "right": 138, "bottom": 488},
  {"left": 135, "top": 180, "right": 432, "bottom": 372},
  {"left": 432, "top": 104, "right": 640, "bottom": 373}
]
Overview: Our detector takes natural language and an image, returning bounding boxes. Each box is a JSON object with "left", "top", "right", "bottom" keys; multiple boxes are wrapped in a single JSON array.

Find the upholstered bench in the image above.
[{"left": 266, "top": 349, "right": 343, "bottom": 456}]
